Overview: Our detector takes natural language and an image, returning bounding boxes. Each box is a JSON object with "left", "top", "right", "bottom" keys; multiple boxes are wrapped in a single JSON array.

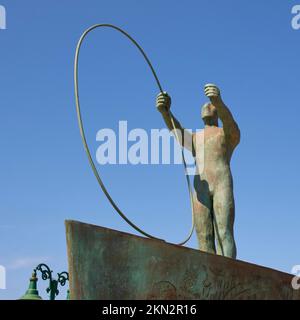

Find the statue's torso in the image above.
[{"left": 193, "top": 126, "right": 234, "bottom": 191}]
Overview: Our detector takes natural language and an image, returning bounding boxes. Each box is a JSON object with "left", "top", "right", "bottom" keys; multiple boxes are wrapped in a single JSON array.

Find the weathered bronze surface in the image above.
[
  {"left": 66, "top": 220, "right": 300, "bottom": 300},
  {"left": 157, "top": 84, "right": 240, "bottom": 258}
]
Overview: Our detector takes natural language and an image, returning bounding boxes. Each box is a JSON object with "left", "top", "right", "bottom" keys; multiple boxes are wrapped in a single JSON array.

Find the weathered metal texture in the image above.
[{"left": 66, "top": 220, "right": 300, "bottom": 300}]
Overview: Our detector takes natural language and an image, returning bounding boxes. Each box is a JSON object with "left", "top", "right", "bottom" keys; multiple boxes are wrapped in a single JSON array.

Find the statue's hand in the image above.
[
  {"left": 156, "top": 92, "right": 171, "bottom": 114},
  {"left": 204, "top": 83, "right": 222, "bottom": 105}
]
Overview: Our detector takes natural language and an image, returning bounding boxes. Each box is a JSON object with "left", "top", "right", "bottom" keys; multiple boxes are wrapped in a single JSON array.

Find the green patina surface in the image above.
[{"left": 66, "top": 220, "right": 300, "bottom": 300}]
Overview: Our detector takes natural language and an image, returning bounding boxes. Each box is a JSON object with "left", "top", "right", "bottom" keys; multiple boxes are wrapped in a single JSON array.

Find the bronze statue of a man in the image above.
[{"left": 156, "top": 84, "right": 240, "bottom": 259}]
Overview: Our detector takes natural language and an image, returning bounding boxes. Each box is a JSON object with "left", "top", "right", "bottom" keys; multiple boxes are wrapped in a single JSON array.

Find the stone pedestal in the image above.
[{"left": 65, "top": 220, "right": 300, "bottom": 300}]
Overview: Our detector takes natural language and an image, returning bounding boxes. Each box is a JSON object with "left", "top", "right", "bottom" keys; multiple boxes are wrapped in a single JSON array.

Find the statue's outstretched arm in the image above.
[{"left": 156, "top": 92, "right": 194, "bottom": 153}]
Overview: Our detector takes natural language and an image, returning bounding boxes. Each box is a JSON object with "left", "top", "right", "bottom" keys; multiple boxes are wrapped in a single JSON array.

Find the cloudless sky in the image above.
[{"left": 0, "top": 1, "right": 300, "bottom": 299}]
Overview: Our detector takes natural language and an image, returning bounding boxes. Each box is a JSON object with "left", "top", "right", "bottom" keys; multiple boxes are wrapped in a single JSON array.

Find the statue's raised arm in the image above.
[
  {"left": 204, "top": 84, "right": 240, "bottom": 150},
  {"left": 156, "top": 92, "right": 194, "bottom": 154}
]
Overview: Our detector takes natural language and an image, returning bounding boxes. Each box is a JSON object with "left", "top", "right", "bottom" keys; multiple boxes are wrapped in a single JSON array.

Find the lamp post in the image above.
[{"left": 20, "top": 263, "right": 69, "bottom": 300}]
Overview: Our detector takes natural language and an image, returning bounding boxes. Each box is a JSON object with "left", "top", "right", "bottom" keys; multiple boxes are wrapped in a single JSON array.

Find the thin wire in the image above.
[{"left": 74, "top": 24, "right": 194, "bottom": 245}]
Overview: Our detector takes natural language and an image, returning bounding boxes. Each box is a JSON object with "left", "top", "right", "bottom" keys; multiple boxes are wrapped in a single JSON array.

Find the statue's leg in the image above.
[
  {"left": 193, "top": 180, "right": 215, "bottom": 254},
  {"left": 212, "top": 185, "right": 237, "bottom": 259}
]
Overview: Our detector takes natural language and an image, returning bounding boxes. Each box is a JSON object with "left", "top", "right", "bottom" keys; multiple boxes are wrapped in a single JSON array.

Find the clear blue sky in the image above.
[{"left": 1, "top": 1, "right": 300, "bottom": 299}]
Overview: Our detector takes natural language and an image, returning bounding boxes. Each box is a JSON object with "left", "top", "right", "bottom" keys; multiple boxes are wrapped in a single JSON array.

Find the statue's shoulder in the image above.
[
  {"left": 193, "top": 129, "right": 204, "bottom": 145},
  {"left": 194, "top": 129, "right": 205, "bottom": 137}
]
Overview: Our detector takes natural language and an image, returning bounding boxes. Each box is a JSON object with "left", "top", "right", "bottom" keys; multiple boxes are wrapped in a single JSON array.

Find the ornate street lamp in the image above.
[{"left": 20, "top": 263, "right": 69, "bottom": 300}]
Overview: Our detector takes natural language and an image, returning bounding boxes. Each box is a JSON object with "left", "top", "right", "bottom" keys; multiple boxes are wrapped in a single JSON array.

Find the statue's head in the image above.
[{"left": 201, "top": 102, "right": 218, "bottom": 126}]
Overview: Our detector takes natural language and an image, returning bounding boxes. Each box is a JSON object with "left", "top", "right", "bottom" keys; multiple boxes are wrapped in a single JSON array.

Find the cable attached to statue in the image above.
[{"left": 74, "top": 24, "right": 195, "bottom": 245}]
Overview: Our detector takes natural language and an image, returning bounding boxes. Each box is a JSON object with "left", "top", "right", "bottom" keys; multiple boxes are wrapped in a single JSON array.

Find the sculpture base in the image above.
[{"left": 65, "top": 220, "right": 300, "bottom": 300}]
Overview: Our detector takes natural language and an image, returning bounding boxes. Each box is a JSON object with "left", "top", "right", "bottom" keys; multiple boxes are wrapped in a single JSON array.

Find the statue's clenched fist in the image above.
[
  {"left": 156, "top": 92, "right": 171, "bottom": 114},
  {"left": 204, "top": 84, "right": 221, "bottom": 105}
]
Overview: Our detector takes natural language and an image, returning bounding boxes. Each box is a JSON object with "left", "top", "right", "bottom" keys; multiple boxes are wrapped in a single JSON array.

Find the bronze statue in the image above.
[{"left": 156, "top": 84, "right": 240, "bottom": 259}]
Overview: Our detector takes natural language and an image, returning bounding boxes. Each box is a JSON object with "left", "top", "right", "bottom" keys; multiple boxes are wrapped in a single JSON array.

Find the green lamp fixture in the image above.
[
  {"left": 20, "top": 270, "right": 42, "bottom": 300},
  {"left": 20, "top": 263, "right": 69, "bottom": 300}
]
